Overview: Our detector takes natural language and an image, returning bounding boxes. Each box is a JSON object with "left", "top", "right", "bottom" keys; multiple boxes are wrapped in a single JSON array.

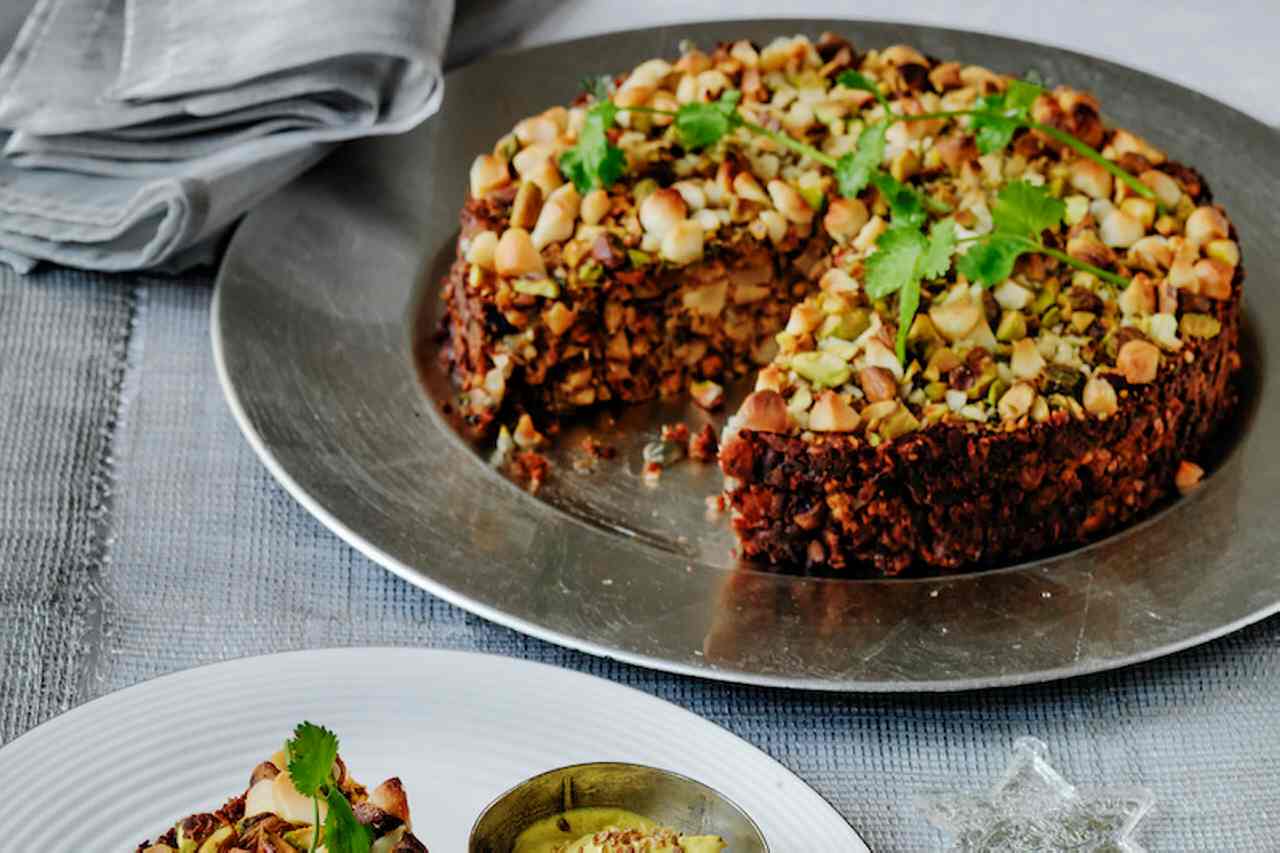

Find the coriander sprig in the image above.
[
  {"left": 887, "top": 84, "right": 1156, "bottom": 203},
  {"left": 866, "top": 179, "right": 1130, "bottom": 363},
  {"left": 559, "top": 65, "right": 1151, "bottom": 205},
  {"left": 865, "top": 218, "right": 957, "bottom": 361},
  {"left": 556, "top": 66, "right": 1144, "bottom": 360},
  {"left": 560, "top": 79, "right": 943, "bottom": 220},
  {"left": 956, "top": 180, "right": 1129, "bottom": 288},
  {"left": 286, "top": 722, "right": 373, "bottom": 853},
  {"left": 558, "top": 100, "right": 626, "bottom": 192}
]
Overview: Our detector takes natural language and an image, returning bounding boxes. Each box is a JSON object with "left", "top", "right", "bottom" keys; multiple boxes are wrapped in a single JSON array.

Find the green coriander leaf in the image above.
[
  {"left": 867, "top": 220, "right": 956, "bottom": 360},
  {"left": 955, "top": 234, "right": 1030, "bottom": 286},
  {"left": 969, "top": 79, "right": 1044, "bottom": 155},
  {"left": 1005, "top": 78, "right": 1045, "bottom": 113},
  {"left": 990, "top": 180, "right": 1065, "bottom": 238},
  {"left": 869, "top": 172, "right": 927, "bottom": 229},
  {"left": 674, "top": 90, "right": 742, "bottom": 150},
  {"left": 896, "top": 278, "right": 921, "bottom": 363},
  {"left": 322, "top": 787, "right": 373, "bottom": 853},
  {"left": 287, "top": 722, "right": 339, "bottom": 798},
  {"left": 558, "top": 100, "right": 625, "bottom": 192},
  {"left": 865, "top": 226, "right": 928, "bottom": 299},
  {"left": 970, "top": 92, "right": 1019, "bottom": 155},
  {"left": 918, "top": 218, "right": 957, "bottom": 280},
  {"left": 836, "top": 70, "right": 890, "bottom": 108},
  {"left": 834, "top": 121, "right": 887, "bottom": 199}
]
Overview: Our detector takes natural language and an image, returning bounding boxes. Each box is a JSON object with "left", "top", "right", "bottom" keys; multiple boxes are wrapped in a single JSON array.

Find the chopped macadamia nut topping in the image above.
[{"left": 453, "top": 34, "right": 1239, "bottom": 444}]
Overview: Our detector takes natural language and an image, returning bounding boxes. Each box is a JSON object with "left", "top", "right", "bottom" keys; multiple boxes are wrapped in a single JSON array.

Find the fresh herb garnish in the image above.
[
  {"left": 287, "top": 722, "right": 340, "bottom": 797},
  {"left": 957, "top": 180, "right": 1127, "bottom": 287},
  {"left": 968, "top": 78, "right": 1045, "bottom": 155},
  {"left": 869, "top": 172, "right": 930, "bottom": 229},
  {"left": 834, "top": 122, "right": 887, "bottom": 199},
  {"left": 866, "top": 218, "right": 957, "bottom": 361},
  {"left": 558, "top": 100, "right": 626, "bottom": 193},
  {"left": 674, "top": 90, "right": 743, "bottom": 150},
  {"left": 286, "top": 722, "right": 372, "bottom": 853},
  {"left": 865, "top": 180, "right": 1129, "bottom": 362},
  {"left": 991, "top": 179, "right": 1066, "bottom": 240},
  {"left": 560, "top": 60, "right": 1151, "bottom": 205},
  {"left": 324, "top": 787, "right": 374, "bottom": 853}
]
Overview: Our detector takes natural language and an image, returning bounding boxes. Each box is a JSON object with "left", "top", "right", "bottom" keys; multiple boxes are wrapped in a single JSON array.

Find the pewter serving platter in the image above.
[{"left": 213, "top": 19, "right": 1280, "bottom": 690}]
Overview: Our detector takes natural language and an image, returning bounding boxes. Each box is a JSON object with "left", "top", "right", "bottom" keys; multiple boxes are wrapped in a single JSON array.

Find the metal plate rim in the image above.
[{"left": 210, "top": 288, "right": 1280, "bottom": 691}]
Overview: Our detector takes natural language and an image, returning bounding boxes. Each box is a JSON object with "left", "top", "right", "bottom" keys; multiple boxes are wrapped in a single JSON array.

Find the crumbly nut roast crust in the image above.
[{"left": 443, "top": 33, "right": 1242, "bottom": 575}]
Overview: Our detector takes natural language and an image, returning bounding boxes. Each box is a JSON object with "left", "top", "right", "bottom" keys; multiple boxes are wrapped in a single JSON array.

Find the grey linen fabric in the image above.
[
  {"left": 0, "top": 0, "right": 453, "bottom": 272},
  {"left": 1, "top": 269, "right": 1278, "bottom": 850}
]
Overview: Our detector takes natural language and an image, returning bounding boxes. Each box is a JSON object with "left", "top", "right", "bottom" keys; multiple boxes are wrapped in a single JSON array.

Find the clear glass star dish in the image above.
[{"left": 917, "top": 736, "right": 1155, "bottom": 852}]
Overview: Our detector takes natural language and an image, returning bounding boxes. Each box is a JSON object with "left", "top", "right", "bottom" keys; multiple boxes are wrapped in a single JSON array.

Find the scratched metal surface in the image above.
[{"left": 213, "top": 19, "right": 1280, "bottom": 690}]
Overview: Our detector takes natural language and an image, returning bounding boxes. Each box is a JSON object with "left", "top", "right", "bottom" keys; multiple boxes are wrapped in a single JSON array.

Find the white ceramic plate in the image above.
[{"left": 0, "top": 648, "right": 864, "bottom": 851}]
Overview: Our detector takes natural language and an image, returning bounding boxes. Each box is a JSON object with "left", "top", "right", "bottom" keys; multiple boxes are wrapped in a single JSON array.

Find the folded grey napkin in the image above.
[{"left": 0, "top": 0, "right": 454, "bottom": 272}]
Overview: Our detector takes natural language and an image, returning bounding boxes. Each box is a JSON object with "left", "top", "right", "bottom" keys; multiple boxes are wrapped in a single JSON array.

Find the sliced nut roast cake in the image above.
[{"left": 442, "top": 33, "right": 1242, "bottom": 575}]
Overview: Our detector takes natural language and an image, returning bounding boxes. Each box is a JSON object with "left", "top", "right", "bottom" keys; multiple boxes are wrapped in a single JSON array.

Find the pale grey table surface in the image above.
[{"left": 2, "top": 4, "right": 1279, "bottom": 850}]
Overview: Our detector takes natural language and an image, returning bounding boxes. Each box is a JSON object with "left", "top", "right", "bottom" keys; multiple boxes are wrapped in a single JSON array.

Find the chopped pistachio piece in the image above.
[
  {"left": 1032, "top": 279, "right": 1060, "bottom": 315},
  {"left": 628, "top": 249, "right": 653, "bottom": 268},
  {"left": 1064, "top": 195, "right": 1090, "bottom": 225},
  {"left": 791, "top": 351, "right": 853, "bottom": 388},
  {"left": 880, "top": 406, "right": 921, "bottom": 440},
  {"left": 1043, "top": 364, "right": 1083, "bottom": 395},
  {"left": 513, "top": 277, "right": 560, "bottom": 298},
  {"left": 818, "top": 337, "right": 858, "bottom": 361},
  {"left": 996, "top": 310, "right": 1027, "bottom": 342},
  {"left": 819, "top": 308, "right": 871, "bottom": 341},
  {"left": 787, "top": 385, "right": 813, "bottom": 412},
  {"left": 799, "top": 184, "right": 825, "bottom": 213}
]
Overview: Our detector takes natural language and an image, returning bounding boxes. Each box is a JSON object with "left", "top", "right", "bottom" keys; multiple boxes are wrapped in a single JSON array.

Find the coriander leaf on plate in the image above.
[
  {"left": 990, "top": 180, "right": 1065, "bottom": 238},
  {"left": 895, "top": 278, "right": 922, "bottom": 363},
  {"left": 675, "top": 90, "right": 742, "bottom": 150},
  {"left": 969, "top": 79, "right": 1044, "bottom": 155},
  {"left": 918, "top": 217, "right": 957, "bottom": 280},
  {"left": 558, "top": 100, "right": 625, "bottom": 192},
  {"left": 865, "top": 226, "right": 929, "bottom": 298},
  {"left": 287, "top": 722, "right": 340, "bottom": 798},
  {"left": 323, "top": 786, "right": 374, "bottom": 853},
  {"left": 866, "top": 220, "right": 957, "bottom": 360},
  {"left": 955, "top": 234, "right": 1029, "bottom": 286},
  {"left": 1004, "top": 78, "right": 1045, "bottom": 113},
  {"left": 970, "top": 93, "right": 1019, "bottom": 155},
  {"left": 870, "top": 171, "right": 927, "bottom": 229},
  {"left": 834, "top": 121, "right": 887, "bottom": 199}
]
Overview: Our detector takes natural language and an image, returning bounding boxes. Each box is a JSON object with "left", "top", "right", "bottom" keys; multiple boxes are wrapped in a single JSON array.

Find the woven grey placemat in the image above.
[
  {"left": 0, "top": 269, "right": 133, "bottom": 737},
  {"left": 2, "top": 270, "right": 1278, "bottom": 850}
]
